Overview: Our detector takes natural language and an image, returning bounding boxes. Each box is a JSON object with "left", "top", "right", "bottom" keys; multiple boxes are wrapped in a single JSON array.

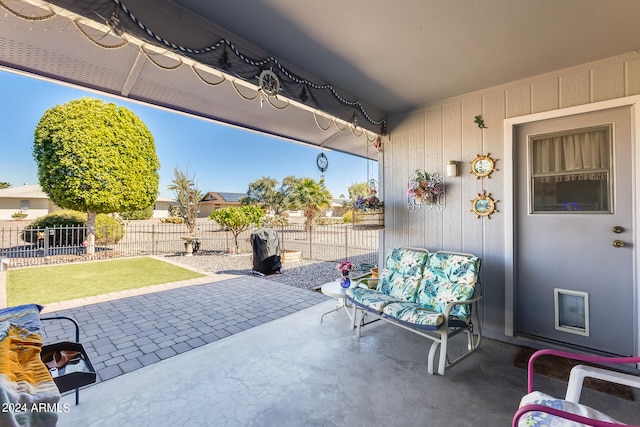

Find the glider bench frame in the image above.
[{"left": 345, "top": 247, "right": 482, "bottom": 375}]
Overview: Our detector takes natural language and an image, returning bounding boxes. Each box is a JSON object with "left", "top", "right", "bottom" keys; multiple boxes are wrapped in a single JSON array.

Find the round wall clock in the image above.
[
  {"left": 258, "top": 69, "right": 280, "bottom": 96},
  {"left": 470, "top": 192, "right": 499, "bottom": 218},
  {"left": 470, "top": 153, "right": 497, "bottom": 179},
  {"left": 316, "top": 153, "right": 328, "bottom": 173}
]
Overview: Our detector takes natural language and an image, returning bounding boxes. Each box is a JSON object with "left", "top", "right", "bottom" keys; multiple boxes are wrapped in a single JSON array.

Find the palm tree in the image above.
[
  {"left": 284, "top": 177, "right": 332, "bottom": 231},
  {"left": 0, "top": 182, "right": 10, "bottom": 189},
  {"left": 168, "top": 167, "right": 202, "bottom": 235}
]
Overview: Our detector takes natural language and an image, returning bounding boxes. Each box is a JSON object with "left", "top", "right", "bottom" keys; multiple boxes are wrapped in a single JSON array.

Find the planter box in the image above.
[
  {"left": 281, "top": 250, "right": 302, "bottom": 263},
  {"left": 353, "top": 209, "right": 385, "bottom": 230}
]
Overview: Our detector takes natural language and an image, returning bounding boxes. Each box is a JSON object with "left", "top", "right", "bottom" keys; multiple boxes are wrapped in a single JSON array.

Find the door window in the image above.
[{"left": 529, "top": 125, "right": 612, "bottom": 213}]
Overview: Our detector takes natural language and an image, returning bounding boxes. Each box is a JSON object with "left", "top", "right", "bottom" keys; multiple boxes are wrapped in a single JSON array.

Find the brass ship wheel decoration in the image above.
[
  {"left": 470, "top": 153, "right": 497, "bottom": 179},
  {"left": 470, "top": 190, "right": 499, "bottom": 219}
]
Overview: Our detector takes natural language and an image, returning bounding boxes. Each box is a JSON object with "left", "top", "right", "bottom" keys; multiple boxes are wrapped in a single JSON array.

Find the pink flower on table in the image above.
[{"left": 336, "top": 260, "right": 354, "bottom": 273}]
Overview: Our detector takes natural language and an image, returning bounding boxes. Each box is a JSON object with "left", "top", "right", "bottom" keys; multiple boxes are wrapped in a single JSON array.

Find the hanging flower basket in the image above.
[
  {"left": 353, "top": 209, "right": 385, "bottom": 230},
  {"left": 352, "top": 189, "right": 385, "bottom": 230}
]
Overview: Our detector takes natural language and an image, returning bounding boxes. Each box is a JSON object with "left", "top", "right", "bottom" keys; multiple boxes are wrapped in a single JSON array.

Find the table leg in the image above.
[{"left": 320, "top": 298, "right": 353, "bottom": 323}]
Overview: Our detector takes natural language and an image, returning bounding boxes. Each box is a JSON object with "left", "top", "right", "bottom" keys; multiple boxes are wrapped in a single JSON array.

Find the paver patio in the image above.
[{"left": 38, "top": 275, "right": 329, "bottom": 382}]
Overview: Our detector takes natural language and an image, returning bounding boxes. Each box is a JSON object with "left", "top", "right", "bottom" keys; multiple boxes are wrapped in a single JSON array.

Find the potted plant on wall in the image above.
[{"left": 407, "top": 169, "right": 444, "bottom": 205}]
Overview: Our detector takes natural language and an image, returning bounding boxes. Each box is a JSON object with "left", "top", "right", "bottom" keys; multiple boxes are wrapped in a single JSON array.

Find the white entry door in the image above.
[{"left": 515, "top": 107, "right": 635, "bottom": 356}]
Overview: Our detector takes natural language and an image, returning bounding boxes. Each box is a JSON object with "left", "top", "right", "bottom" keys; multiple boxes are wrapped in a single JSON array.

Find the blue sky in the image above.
[{"left": 0, "top": 70, "right": 376, "bottom": 199}]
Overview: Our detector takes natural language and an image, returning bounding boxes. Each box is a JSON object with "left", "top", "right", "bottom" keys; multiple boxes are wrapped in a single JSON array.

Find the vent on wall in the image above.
[{"left": 554, "top": 288, "right": 590, "bottom": 336}]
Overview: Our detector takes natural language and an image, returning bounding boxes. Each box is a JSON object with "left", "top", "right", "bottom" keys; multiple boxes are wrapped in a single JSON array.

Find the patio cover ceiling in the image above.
[{"left": 2, "top": 0, "right": 640, "bottom": 159}]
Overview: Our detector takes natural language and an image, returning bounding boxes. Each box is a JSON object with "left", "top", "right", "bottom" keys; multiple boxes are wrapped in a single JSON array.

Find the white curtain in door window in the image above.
[{"left": 533, "top": 129, "right": 609, "bottom": 182}]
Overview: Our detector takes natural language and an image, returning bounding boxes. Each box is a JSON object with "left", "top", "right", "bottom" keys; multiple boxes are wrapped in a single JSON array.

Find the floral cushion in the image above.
[
  {"left": 518, "top": 391, "right": 622, "bottom": 426},
  {"left": 346, "top": 287, "right": 403, "bottom": 313},
  {"left": 416, "top": 253, "right": 480, "bottom": 319},
  {"left": 376, "top": 248, "right": 429, "bottom": 302},
  {"left": 382, "top": 302, "right": 445, "bottom": 329}
]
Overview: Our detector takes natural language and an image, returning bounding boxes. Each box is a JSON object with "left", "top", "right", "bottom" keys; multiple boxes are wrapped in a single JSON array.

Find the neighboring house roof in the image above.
[
  {"left": 201, "top": 192, "right": 245, "bottom": 203},
  {"left": 0, "top": 184, "right": 49, "bottom": 199},
  {"left": 331, "top": 198, "right": 348, "bottom": 208}
]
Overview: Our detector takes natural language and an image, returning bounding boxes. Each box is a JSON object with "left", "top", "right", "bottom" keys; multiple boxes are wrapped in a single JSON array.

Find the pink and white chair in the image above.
[{"left": 513, "top": 349, "right": 640, "bottom": 427}]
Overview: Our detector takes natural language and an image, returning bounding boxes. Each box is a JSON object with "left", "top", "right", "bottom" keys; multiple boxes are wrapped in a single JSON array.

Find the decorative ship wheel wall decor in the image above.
[
  {"left": 467, "top": 117, "right": 499, "bottom": 218},
  {"left": 470, "top": 190, "right": 499, "bottom": 218},
  {"left": 470, "top": 153, "right": 498, "bottom": 179},
  {"left": 469, "top": 150, "right": 499, "bottom": 218}
]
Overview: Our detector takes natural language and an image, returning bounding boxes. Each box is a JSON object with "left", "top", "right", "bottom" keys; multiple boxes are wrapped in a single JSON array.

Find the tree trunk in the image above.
[
  {"left": 233, "top": 233, "right": 240, "bottom": 253},
  {"left": 304, "top": 206, "right": 315, "bottom": 232},
  {"left": 87, "top": 210, "right": 96, "bottom": 255}
]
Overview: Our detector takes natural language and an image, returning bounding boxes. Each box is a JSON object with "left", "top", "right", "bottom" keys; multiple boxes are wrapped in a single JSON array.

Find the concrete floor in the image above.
[{"left": 55, "top": 300, "right": 639, "bottom": 427}]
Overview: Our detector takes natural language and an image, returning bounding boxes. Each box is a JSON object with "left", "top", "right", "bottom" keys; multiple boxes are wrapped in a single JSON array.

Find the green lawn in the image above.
[{"left": 6, "top": 257, "right": 205, "bottom": 307}]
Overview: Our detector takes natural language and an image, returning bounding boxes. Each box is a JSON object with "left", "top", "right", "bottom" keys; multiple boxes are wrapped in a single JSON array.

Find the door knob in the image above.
[
  {"left": 612, "top": 239, "right": 625, "bottom": 248},
  {"left": 612, "top": 226, "right": 624, "bottom": 233}
]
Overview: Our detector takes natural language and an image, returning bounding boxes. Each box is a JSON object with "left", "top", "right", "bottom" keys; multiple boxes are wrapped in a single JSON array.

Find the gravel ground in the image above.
[{"left": 164, "top": 251, "right": 376, "bottom": 291}]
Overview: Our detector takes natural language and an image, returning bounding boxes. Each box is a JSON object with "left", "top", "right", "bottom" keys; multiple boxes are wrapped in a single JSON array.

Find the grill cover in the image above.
[{"left": 251, "top": 228, "right": 282, "bottom": 275}]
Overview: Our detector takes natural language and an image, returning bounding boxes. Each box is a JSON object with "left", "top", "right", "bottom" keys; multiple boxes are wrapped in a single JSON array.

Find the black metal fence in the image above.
[{"left": 0, "top": 221, "right": 380, "bottom": 268}]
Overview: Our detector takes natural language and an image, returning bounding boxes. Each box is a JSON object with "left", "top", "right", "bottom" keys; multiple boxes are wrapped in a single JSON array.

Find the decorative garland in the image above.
[
  {"left": 141, "top": 45, "right": 183, "bottom": 70},
  {"left": 312, "top": 111, "right": 333, "bottom": 131},
  {"left": 111, "top": 0, "right": 386, "bottom": 131},
  {"left": 230, "top": 81, "right": 261, "bottom": 101},
  {"left": 73, "top": 19, "right": 128, "bottom": 49},
  {"left": 191, "top": 65, "right": 226, "bottom": 87},
  {"left": 0, "top": 0, "right": 55, "bottom": 21}
]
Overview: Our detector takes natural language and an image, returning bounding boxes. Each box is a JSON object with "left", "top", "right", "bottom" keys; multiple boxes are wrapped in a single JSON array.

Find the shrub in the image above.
[
  {"left": 262, "top": 214, "right": 289, "bottom": 228},
  {"left": 161, "top": 217, "right": 184, "bottom": 224},
  {"left": 95, "top": 214, "right": 125, "bottom": 244},
  {"left": 22, "top": 210, "right": 125, "bottom": 245},
  {"left": 209, "top": 205, "right": 265, "bottom": 252},
  {"left": 11, "top": 211, "right": 28, "bottom": 220},
  {"left": 119, "top": 205, "right": 154, "bottom": 220},
  {"left": 315, "top": 216, "right": 343, "bottom": 226},
  {"left": 342, "top": 210, "right": 353, "bottom": 223}
]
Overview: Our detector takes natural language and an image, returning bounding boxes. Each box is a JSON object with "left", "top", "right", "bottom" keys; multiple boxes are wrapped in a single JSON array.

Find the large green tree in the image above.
[
  {"left": 33, "top": 97, "right": 160, "bottom": 254},
  {"left": 209, "top": 205, "right": 265, "bottom": 252},
  {"left": 242, "top": 176, "right": 286, "bottom": 214},
  {"left": 346, "top": 182, "right": 370, "bottom": 206}
]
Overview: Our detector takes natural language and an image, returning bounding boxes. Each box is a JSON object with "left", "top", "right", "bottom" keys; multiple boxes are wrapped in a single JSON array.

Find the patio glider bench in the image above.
[{"left": 345, "top": 247, "right": 482, "bottom": 375}]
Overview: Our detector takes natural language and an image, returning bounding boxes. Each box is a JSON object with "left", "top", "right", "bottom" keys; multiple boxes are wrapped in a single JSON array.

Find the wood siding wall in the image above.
[{"left": 385, "top": 51, "right": 640, "bottom": 340}]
